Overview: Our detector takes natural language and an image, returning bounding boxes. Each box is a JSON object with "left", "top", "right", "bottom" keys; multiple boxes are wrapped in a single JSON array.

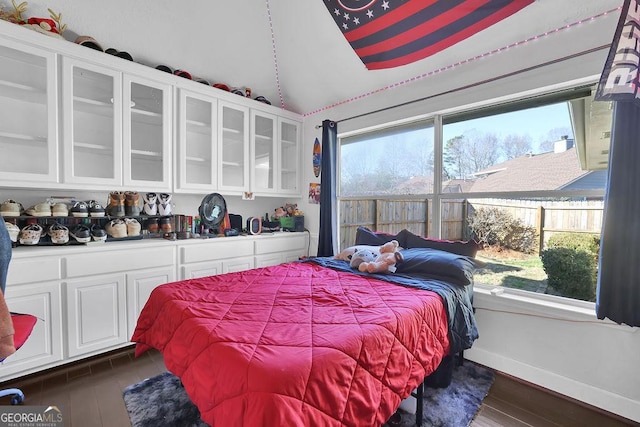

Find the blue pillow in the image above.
[
  {"left": 354, "top": 227, "right": 408, "bottom": 248},
  {"left": 396, "top": 248, "right": 485, "bottom": 287},
  {"left": 404, "top": 231, "right": 480, "bottom": 258}
]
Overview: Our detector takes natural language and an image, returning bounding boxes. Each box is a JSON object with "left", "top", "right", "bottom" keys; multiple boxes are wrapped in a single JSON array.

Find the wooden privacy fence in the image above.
[
  {"left": 338, "top": 198, "right": 603, "bottom": 253},
  {"left": 469, "top": 199, "right": 604, "bottom": 253},
  {"left": 338, "top": 199, "right": 467, "bottom": 251}
]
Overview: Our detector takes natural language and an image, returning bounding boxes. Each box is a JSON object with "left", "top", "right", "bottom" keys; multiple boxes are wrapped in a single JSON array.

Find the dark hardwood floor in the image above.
[{"left": 0, "top": 346, "right": 635, "bottom": 427}]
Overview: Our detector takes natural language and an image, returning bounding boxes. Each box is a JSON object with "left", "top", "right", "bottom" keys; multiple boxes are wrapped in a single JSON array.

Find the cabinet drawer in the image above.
[
  {"left": 180, "top": 239, "right": 253, "bottom": 264},
  {"left": 66, "top": 247, "right": 174, "bottom": 278},
  {"left": 7, "top": 257, "right": 61, "bottom": 285},
  {"left": 254, "top": 234, "right": 306, "bottom": 255}
]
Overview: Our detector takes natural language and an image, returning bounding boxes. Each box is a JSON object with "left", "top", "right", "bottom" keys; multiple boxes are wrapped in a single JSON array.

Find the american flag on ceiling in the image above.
[{"left": 323, "top": 0, "right": 535, "bottom": 70}]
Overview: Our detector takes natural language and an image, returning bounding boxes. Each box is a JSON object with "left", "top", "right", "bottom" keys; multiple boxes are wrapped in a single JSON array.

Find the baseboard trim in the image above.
[
  {"left": 0, "top": 345, "right": 137, "bottom": 389},
  {"left": 467, "top": 347, "right": 640, "bottom": 424}
]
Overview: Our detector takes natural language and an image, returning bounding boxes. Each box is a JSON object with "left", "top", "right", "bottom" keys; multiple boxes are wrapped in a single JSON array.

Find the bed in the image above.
[{"left": 131, "top": 232, "right": 479, "bottom": 427}]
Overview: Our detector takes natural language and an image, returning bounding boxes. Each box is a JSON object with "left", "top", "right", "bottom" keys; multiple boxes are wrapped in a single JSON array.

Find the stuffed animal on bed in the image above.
[
  {"left": 358, "top": 240, "right": 403, "bottom": 274},
  {"left": 334, "top": 244, "right": 382, "bottom": 262},
  {"left": 349, "top": 248, "right": 377, "bottom": 270}
]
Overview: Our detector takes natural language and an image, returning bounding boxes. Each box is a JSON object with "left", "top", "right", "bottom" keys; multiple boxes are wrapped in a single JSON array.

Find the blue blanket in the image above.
[{"left": 303, "top": 257, "right": 479, "bottom": 355}]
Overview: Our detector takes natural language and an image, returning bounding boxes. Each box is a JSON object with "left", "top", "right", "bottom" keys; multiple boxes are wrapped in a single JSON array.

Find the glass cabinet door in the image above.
[
  {"left": 250, "top": 110, "right": 276, "bottom": 194},
  {"left": 218, "top": 101, "right": 249, "bottom": 192},
  {"left": 123, "top": 76, "right": 172, "bottom": 190},
  {"left": 0, "top": 40, "right": 58, "bottom": 185},
  {"left": 279, "top": 118, "right": 300, "bottom": 194},
  {"left": 177, "top": 90, "right": 217, "bottom": 191},
  {"left": 62, "top": 58, "right": 122, "bottom": 186}
]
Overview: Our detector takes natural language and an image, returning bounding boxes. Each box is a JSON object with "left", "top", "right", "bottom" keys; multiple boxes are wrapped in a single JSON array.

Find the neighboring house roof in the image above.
[
  {"left": 393, "top": 177, "right": 476, "bottom": 194},
  {"left": 469, "top": 146, "right": 599, "bottom": 192},
  {"left": 390, "top": 146, "right": 606, "bottom": 195},
  {"left": 394, "top": 176, "right": 434, "bottom": 194},
  {"left": 443, "top": 179, "right": 475, "bottom": 193}
]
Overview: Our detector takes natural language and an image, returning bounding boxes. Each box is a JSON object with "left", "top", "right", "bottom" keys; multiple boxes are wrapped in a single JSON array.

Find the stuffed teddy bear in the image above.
[
  {"left": 284, "top": 203, "right": 297, "bottom": 216},
  {"left": 334, "top": 244, "right": 382, "bottom": 262},
  {"left": 349, "top": 248, "right": 377, "bottom": 270},
  {"left": 358, "top": 240, "right": 403, "bottom": 274},
  {"left": 273, "top": 206, "right": 286, "bottom": 220}
]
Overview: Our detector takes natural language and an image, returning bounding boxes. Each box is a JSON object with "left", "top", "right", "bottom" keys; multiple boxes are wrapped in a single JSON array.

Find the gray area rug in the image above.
[{"left": 123, "top": 362, "right": 494, "bottom": 427}]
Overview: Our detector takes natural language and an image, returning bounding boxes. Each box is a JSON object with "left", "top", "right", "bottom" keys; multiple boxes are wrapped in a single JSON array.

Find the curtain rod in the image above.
[{"left": 315, "top": 44, "right": 609, "bottom": 128}]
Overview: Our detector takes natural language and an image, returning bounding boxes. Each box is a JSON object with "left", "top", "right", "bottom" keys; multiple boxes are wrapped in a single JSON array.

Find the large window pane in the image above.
[
  {"left": 443, "top": 102, "right": 607, "bottom": 192},
  {"left": 468, "top": 196, "right": 603, "bottom": 301},
  {"left": 340, "top": 121, "right": 434, "bottom": 196},
  {"left": 337, "top": 83, "right": 612, "bottom": 303}
]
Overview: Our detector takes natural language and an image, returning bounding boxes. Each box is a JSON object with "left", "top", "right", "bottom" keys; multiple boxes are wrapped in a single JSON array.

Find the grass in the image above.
[{"left": 475, "top": 247, "right": 548, "bottom": 293}]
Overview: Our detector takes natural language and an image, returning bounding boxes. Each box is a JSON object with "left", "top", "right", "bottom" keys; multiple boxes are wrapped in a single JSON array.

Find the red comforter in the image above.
[{"left": 132, "top": 261, "right": 450, "bottom": 427}]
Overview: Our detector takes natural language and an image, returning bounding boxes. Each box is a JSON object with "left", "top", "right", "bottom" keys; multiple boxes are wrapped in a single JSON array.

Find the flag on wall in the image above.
[
  {"left": 595, "top": 0, "right": 640, "bottom": 102},
  {"left": 323, "top": 0, "right": 534, "bottom": 70}
]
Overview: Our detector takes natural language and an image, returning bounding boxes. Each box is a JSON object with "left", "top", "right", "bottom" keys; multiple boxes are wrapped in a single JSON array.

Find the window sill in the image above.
[{"left": 472, "top": 284, "right": 636, "bottom": 331}]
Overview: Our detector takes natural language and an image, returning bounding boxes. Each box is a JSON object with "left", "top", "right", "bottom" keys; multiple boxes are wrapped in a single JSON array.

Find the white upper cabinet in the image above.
[
  {"left": 123, "top": 76, "right": 172, "bottom": 190},
  {"left": 0, "top": 22, "right": 300, "bottom": 195},
  {"left": 0, "top": 39, "right": 58, "bottom": 186},
  {"left": 278, "top": 117, "right": 301, "bottom": 195},
  {"left": 176, "top": 89, "right": 218, "bottom": 192},
  {"left": 62, "top": 58, "right": 173, "bottom": 190},
  {"left": 218, "top": 100, "right": 249, "bottom": 193},
  {"left": 178, "top": 92, "right": 300, "bottom": 196},
  {"left": 249, "top": 110, "right": 301, "bottom": 196},
  {"left": 62, "top": 57, "right": 122, "bottom": 187},
  {"left": 250, "top": 110, "right": 277, "bottom": 194}
]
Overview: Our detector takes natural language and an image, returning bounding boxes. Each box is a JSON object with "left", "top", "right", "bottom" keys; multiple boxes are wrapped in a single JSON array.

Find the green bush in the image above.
[
  {"left": 541, "top": 247, "right": 596, "bottom": 301},
  {"left": 468, "top": 207, "right": 537, "bottom": 253},
  {"left": 546, "top": 232, "right": 600, "bottom": 260}
]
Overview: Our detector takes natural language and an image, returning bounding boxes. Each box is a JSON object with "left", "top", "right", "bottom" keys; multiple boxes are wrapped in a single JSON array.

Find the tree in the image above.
[
  {"left": 443, "top": 135, "right": 468, "bottom": 179},
  {"left": 444, "top": 131, "right": 500, "bottom": 179},
  {"left": 501, "top": 134, "right": 533, "bottom": 159},
  {"left": 539, "top": 127, "right": 573, "bottom": 152},
  {"left": 340, "top": 149, "right": 377, "bottom": 195},
  {"left": 466, "top": 131, "right": 500, "bottom": 172}
]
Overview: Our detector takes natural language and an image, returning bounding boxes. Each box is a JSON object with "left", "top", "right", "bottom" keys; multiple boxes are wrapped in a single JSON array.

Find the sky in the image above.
[{"left": 443, "top": 103, "right": 573, "bottom": 154}]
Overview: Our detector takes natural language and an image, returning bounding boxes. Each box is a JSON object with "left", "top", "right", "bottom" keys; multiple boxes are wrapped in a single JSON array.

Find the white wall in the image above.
[{"left": 297, "top": 20, "right": 640, "bottom": 422}]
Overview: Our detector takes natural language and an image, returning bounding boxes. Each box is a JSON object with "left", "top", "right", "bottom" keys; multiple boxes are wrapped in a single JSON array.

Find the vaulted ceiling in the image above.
[{"left": 15, "top": 0, "right": 623, "bottom": 116}]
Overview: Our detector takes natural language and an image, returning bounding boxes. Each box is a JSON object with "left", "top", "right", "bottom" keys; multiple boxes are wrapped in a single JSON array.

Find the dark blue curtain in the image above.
[
  {"left": 596, "top": 101, "right": 640, "bottom": 326},
  {"left": 317, "top": 120, "right": 337, "bottom": 257},
  {"left": 0, "top": 220, "right": 11, "bottom": 294}
]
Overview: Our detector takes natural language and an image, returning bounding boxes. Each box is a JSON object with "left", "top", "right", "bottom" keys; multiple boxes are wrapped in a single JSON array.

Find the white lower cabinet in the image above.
[
  {"left": 254, "top": 234, "right": 307, "bottom": 267},
  {"left": 1, "top": 281, "right": 63, "bottom": 380},
  {"left": 178, "top": 238, "right": 254, "bottom": 280},
  {"left": 223, "top": 256, "right": 255, "bottom": 273},
  {"left": 255, "top": 253, "right": 283, "bottom": 268},
  {"left": 182, "top": 261, "right": 223, "bottom": 280},
  {"left": 65, "top": 274, "right": 128, "bottom": 358},
  {"left": 3, "top": 234, "right": 306, "bottom": 381},
  {"left": 126, "top": 267, "right": 176, "bottom": 338}
]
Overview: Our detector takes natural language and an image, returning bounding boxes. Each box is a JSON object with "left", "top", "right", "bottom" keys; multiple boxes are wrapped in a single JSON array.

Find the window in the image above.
[
  {"left": 338, "top": 84, "right": 611, "bottom": 302},
  {"left": 340, "top": 121, "right": 434, "bottom": 196}
]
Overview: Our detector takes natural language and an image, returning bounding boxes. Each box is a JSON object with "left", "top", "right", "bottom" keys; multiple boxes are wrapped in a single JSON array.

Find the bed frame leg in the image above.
[{"left": 412, "top": 380, "right": 424, "bottom": 427}]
